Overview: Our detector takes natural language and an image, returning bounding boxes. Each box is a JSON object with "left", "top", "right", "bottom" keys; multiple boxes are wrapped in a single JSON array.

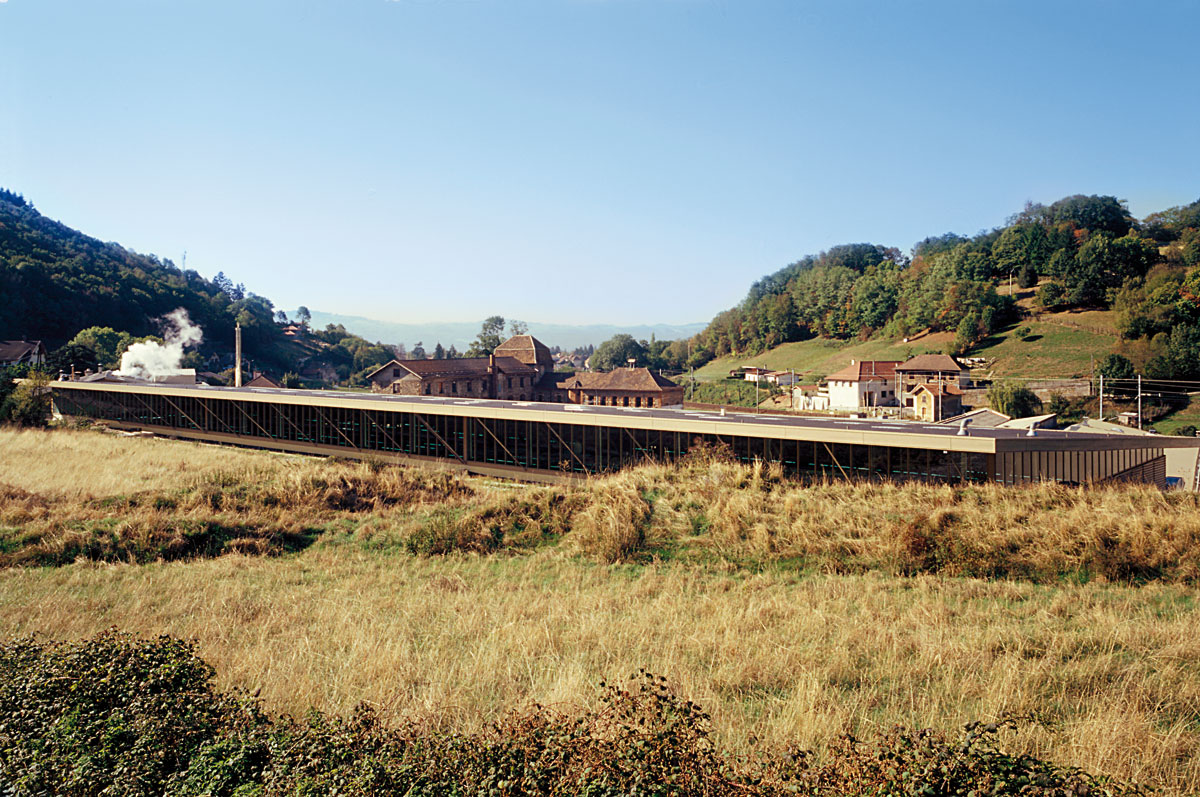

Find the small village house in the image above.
[
  {"left": 908, "top": 382, "right": 964, "bottom": 422},
  {"left": 764, "top": 370, "right": 798, "bottom": 386},
  {"left": 822, "top": 360, "right": 901, "bottom": 411},
  {"left": 739, "top": 366, "right": 771, "bottom": 382},
  {"left": 895, "top": 354, "right": 972, "bottom": 421},
  {"left": 0, "top": 340, "right": 47, "bottom": 368}
]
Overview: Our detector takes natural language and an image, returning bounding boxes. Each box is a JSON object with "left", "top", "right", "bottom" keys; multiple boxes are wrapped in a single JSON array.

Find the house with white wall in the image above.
[{"left": 822, "top": 360, "right": 901, "bottom": 411}]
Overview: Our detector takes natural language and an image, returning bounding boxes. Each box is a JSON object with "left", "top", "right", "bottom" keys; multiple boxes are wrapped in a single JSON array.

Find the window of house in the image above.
[
  {"left": 438, "top": 382, "right": 444, "bottom": 394},
  {"left": 452, "top": 382, "right": 458, "bottom": 394},
  {"left": 393, "top": 368, "right": 400, "bottom": 378},
  {"left": 507, "top": 378, "right": 512, "bottom": 389}
]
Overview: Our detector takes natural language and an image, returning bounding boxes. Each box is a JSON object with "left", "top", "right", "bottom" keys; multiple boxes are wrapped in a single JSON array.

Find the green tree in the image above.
[
  {"left": 1017, "top": 262, "right": 1037, "bottom": 289},
  {"left": 1098, "top": 353, "right": 1135, "bottom": 380},
  {"left": 295, "top": 306, "right": 312, "bottom": 329},
  {"left": 466, "top": 316, "right": 505, "bottom": 357},
  {"left": 68, "top": 327, "right": 140, "bottom": 369},
  {"left": 1063, "top": 233, "right": 1158, "bottom": 307},
  {"left": 591, "top": 334, "right": 646, "bottom": 371},
  {"left": 992, "top": 224, "right": 1050, "bottom": 280},
  {"left": 411, "top": 341, "right": 426, "bottom": 360},
  {"left": 950, "top": 310, "right": 983, "bottom": 356},
  {"left": 433, "top": 342, "right": 445, "bottom": 360},
  {"left": 850, "top": 266, "right": 899, "bottom": 332},
  {"left": 0, "top": 370, "right": 14, "bottom": 409},
  {"left": 0, "top": 371, "right": 50, "bottom": 426},
  {"left": 1097, "top": 353, "right": 1137, "bottom": 398},
  {"left": 46, "top": 343, "right": 101, "bottom": 375},
  {"left": 1147, "top": 326, "right": 1200, "bottom": 380},
  {"left": 1019, "top": 194, "right": 1134, "bottom": 238},
  {"left": 1036, "top": 281, "right": 1067, "bottom": 310},
  {"left": 987, "top": 381, "right": 1043, "bottom": 418}
]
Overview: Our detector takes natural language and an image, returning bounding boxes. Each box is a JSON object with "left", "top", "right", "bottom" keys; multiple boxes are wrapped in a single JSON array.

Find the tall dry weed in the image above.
[
  {"left": 6, "top": 427, "right": 1200, "bottom": 585},
  {"left": 571, "top": 482, "right": 651, "bottom": 563}
]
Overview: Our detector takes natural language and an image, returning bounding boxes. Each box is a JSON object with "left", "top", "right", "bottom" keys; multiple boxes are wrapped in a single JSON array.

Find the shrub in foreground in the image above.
[{"left": 0, "top": 631, "right": 1147, "bottom": 796}]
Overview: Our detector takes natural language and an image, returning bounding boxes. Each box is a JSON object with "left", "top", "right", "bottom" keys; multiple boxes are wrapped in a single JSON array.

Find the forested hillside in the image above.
[
  {"left": 692, "top": 194, "right": 1200, "bottom": 379},
  {"left": 0, "top": 189, "right": 297, "bottom": 364},
  {"left": 0, "top": 190, "right": 399, "bottom": 380}
]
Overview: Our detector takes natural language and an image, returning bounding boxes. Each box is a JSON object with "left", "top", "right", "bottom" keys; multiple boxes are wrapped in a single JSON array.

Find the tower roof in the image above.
[{"left": 493, "top": 334, "right": 552, "bottom": 367}]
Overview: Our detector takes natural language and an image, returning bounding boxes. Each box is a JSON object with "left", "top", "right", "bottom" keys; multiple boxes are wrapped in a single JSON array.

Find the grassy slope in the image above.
[
  {"left": 1154, "top": 395, "right": 1200, "bottom": 435},
  {"left": 692, "top": 335, "right": 953, "bottom": 382},
  {"left": 2, "top": 428, "right": 1200, "bottom": 792},
  {"left": 695, "top": 308, "right": 1118, "bottom": 383}
]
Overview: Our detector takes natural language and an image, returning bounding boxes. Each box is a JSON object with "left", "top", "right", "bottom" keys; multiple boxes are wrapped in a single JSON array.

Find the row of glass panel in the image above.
[{"left": 67, "top": 389, "right": 1168, "bottom": 485}]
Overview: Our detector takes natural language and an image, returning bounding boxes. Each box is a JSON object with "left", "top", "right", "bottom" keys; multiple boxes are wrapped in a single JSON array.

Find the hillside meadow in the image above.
[
  {"left": 2, "top": 427, "right": 1200, "bottom": 792},
  {"left": 691, "top": 306, "right": 1119, "bottom": 385}
]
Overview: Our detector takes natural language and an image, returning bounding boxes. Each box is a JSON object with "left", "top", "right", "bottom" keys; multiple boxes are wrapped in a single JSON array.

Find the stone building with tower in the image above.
[{"left": 366, "top": 334, "right": 683, "bottom": 408}]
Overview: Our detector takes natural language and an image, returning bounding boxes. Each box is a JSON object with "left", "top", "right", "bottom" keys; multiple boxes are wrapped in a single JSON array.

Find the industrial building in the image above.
[
  {"left": 364, "top": 335, "right": 684, "bottom": 408},
  {"left": 49, "top": 381, "right": 1198, "bottom": 488}
]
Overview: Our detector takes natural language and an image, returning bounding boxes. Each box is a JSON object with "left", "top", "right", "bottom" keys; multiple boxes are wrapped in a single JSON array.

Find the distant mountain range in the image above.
[{"left": 301, "top": 310, "right": 706, "bottom": 351}]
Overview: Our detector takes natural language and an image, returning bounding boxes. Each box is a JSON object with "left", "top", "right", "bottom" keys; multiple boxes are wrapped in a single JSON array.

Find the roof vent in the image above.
[{"left": 957, "top": 418, "right": 972, "bottom": 436}]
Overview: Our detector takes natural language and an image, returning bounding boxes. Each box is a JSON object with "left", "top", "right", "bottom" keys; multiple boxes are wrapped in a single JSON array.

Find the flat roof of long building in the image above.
[{"left": 51, "top": 380, "right": 1200, "bottom": 455}]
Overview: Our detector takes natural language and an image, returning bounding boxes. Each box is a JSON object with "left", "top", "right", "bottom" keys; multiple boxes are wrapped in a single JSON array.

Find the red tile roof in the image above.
[
  {"left": 896, "top": 354, "right": 965, "bottom": 373},
  {"left": 543, "top": 368, "right": 680, "bottom": 392},
  {"left": 400, "top": 356, "right": 536, "bottom": 379},
  {"left": 913, "top": 382, "right": 963, "bottom": 397},
  {"left": 364, "top": 356, "right": 536, "bottom": 382},
  {"left": 493, "top": 335, "right": 551, "bottom": 365},
  {"left": 824, "top": 360, "right": 900, "bottom": 382}
]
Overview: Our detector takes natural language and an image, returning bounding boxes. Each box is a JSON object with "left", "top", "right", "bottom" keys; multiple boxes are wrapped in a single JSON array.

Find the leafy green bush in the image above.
[
  {"left": 0, "top": 632, "right": 1148, "bottom": 796},
  {"left": 0, "top": 631, "right": 244, "bottom": 796},
  {"left": 0, "top": 371, "right": 51, "bottom": 427}
]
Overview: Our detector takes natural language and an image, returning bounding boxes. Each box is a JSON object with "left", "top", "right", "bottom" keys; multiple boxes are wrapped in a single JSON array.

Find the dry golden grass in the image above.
[
  {"left": 3, "top": 427, "right": 1200, "bottom": 792},
  {"left": 0, "top": 426, "right": 478, "bottom": 565},
  {"left": 569, "top": 457, "right": 1200, "bottom": 586},
  {"left": 0, "top": 426, "right": 297, "bottom": 499},
  {"left": 0, "top": 549, "right": 1196, "bottom": 793}
]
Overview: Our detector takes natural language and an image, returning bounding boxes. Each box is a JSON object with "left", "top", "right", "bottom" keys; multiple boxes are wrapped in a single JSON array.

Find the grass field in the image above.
[
  {"left": 2, "top": 427, "right": 1199, "bottom": 792},
  {"left": 693, "top": 308, "right": 1119, "bottom": 383},
  {"left": 691, "top": 336, "right": 952, "bottom": 382},
  {"left": 1155, "top": 394, "right": 1200, "bottom": 436}
]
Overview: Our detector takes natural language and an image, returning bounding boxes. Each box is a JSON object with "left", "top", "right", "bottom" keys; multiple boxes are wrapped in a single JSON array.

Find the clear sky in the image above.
[{"left": 2, "top": 0, "right": 1198, "bottom": 327}]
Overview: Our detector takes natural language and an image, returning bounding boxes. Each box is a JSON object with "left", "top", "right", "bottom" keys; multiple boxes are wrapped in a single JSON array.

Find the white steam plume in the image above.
[{"left": 116, "top": 308, "right": 203, "bottom": 379}]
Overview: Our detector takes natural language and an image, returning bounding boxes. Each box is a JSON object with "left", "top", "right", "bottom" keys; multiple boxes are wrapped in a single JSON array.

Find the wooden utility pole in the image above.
[{"left": 235, "top": 322, "right": 243, "bottom": 388}]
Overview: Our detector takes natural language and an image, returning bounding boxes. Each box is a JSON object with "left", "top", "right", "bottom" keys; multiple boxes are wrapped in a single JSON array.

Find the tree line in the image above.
[
  {"left": 0, "top": 191, "right": 296, "bottom": 372},
  {"left": 688, "top": 194, "right": 1200, "bottom": 377}
]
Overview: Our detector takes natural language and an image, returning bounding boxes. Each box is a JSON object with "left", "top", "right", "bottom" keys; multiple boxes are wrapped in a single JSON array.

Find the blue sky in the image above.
[{"left": 2, "top": 0, "right": 1198, "bottom": 327}]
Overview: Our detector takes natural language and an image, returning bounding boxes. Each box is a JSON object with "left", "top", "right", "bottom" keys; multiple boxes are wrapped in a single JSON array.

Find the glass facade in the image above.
[{"left": 52, "top": 386, "right": 1163, "bottom": 486}]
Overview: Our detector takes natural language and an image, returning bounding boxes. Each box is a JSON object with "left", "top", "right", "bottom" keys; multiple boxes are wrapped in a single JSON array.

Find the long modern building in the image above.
[{"left": 49, "top": 380, "right": 1199, "bottom": 487}]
